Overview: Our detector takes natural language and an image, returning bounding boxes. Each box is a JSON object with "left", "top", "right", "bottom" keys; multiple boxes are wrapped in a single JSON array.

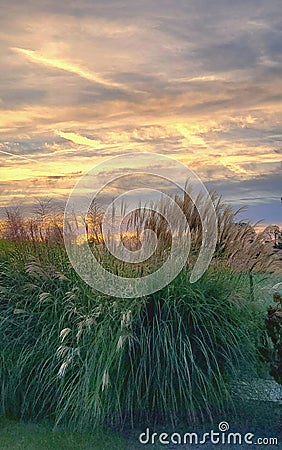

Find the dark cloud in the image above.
[
  {"left": 206, "top": 172, "right": 282, "bottom": 224},
  {"left": 0, "top": 88, "right": 46, "bottom": 108},
  {"left": 199, "top": 39, "right": 258, "bottom": 73}
]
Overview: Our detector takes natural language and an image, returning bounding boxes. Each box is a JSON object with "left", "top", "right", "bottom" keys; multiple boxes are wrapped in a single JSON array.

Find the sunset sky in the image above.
[{"left": 0, "top": 0, "right": 281, "bottom": 226}]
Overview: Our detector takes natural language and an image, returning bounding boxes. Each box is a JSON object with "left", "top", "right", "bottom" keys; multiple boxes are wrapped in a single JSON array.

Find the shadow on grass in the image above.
[{"left": 0, "top": 416, "right": 125, "bottom": 450}]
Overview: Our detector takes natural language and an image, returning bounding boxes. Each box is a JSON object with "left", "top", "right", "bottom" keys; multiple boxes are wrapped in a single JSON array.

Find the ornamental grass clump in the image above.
[
  {"left": 0, "top": 191, "right": 278, "bottom": 430},
  {"left": 0, "top": 246, "right": 267, "bottom": 429}
]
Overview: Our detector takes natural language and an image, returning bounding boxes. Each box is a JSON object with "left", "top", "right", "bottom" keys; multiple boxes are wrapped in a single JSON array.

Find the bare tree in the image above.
[{"left": 3, "top": 205, "right": 27, "bottom": 241}]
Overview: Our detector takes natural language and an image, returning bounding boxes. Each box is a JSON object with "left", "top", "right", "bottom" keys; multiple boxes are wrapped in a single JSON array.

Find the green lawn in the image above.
[{"left": 0, "top": 417, "right": 125, "bottom": 450}]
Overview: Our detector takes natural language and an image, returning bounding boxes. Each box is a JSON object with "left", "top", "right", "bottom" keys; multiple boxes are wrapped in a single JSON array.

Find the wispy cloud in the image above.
[
  {"left": 56, "top": 131, "right": 101, "bottom": 147},
  {"left": 12, "top": 47, "right": 130, "bottom": 91},
  {"left": 0, "top": 147, "right": 39, "bottom": 163}
]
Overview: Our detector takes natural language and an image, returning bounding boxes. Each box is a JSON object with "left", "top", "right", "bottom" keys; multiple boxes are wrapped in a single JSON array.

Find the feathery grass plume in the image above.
[
  {"left": 25, "top": 256, "right": 54, "bottom": 280},
  {"left": 39, "top": 292, "right": 51, "bottom": 302},
  {"left": 13, "top": 308, "right": 27, "bottom": 314},
  {"left": 102, "top": 370, "right": 110, "bottom": 392},
  {"left": 76, "top": 316, "right": 96, "bottom": 343},
  {"left": 59, "top": 328, "right": 72, "bottom": 342}
]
